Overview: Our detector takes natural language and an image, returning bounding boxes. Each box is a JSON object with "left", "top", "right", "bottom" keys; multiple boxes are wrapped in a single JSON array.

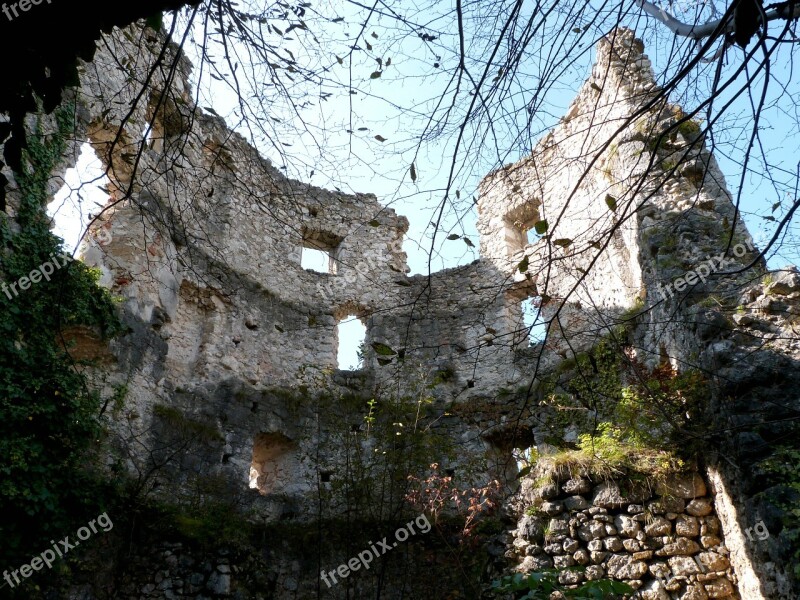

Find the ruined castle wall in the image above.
[
  {"left": 4, "top": 19, "right": 799, "bottom": 599},
  {"left": 0, "top": 23, "right": 532, "bottom": 529},
  {"left": 476, "top": 29, "right": 756, "bottom": 361}
]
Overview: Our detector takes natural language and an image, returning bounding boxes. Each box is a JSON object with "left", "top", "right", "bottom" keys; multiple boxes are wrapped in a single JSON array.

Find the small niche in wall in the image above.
[{"left": 248, "top": 432, "right": 298, "bottom": 495}]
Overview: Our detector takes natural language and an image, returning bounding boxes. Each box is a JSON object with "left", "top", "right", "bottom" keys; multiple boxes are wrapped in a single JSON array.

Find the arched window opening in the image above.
[
  {"left": 248, "top": 432, "right": 298, "bottom": 495},
  {"left": 337, "top": 315, "right": 366, "bottom": 370},
  {"left": 47, "top": 141, "right": 110, "bottom": 254}
]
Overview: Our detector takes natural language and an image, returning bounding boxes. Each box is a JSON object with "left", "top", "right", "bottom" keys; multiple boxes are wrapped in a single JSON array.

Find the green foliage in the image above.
[
  {"left": 492, "top": 569, "right": 633, "bottom": 599},
  {"left": 756, "top": 446, "right": 800, "bottom": 579},
  {"left": 306, "top": 365, "right": 469, "bottom": 529},
  {"left": 161, "top": 497, "right": 251, "bottom": 549},
  {"left": 618, "top": 296, "right": 644, "bottom": 323},
  {"left": 645, "top": 133, "right": 667, "bottom": 154},
  {"left": 661, "top": 159, "right": 677, "bottom": 172},
  {"left": 676, "top": 118, "right": 702, "bottom": 138},
  {"left": 697, "top": 295, "right": 725, "bottom": 309},
  {"left": 533, "top": 337, "right": 625, "bottom": 446},
  {"left": 108, "top": 383, "right": 129, "bottom": 416},
  {"left": 0, "top": 103, "right": 121, "bottom": 565},
  {"left": 613, "top": 367, "right": 708, "bottom": 452},
  {"left": 539, "top": 421, "right": 686, "bottom": 483},
  {"left": 152, "top": 404, "right": 224, "bottom": 442},
  {"left": 535, "top": 327, "right": 709, "bottom": 480},
  {"left": 566, "top": 338, "right": 622, "bottom": 410},
  {"left": 525, "top": 504, "right": 542, "bottom": 517},
  {"left": 576, "top": 422, "right": 629, "bottom": 465},
  {"left": 363, "top": 397, "right": 377, "bottom": 431}
]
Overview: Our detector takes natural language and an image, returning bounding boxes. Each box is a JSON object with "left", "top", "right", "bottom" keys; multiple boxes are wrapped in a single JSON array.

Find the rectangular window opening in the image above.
[
  {"left": 301, "top": 245, "right": 334, "bottom": 273},
  {"left": 300, "top": 228, "right": 342, "bottom": 274},
  {"left": 337, "top": 315, "right": 366, "bottom": 370}
]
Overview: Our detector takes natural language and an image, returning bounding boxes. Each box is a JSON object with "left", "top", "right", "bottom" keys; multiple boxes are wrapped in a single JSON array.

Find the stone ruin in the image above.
[{"left": 3, "top": 21, "right": 800, "bottom": 600}]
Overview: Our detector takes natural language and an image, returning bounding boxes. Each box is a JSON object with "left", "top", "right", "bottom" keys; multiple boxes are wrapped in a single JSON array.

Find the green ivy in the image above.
[
  {"left": 613, "top": 368, "right": 708, "bottom": 453},
  {"left": 757, "top": 446, "right": 800, "bottom": 580},
  {"left": 0, "top": 102, "right": 122, "bottom": 567}
]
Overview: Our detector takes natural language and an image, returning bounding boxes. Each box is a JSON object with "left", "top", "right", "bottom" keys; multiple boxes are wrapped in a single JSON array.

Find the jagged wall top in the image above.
[
  {"left": 476, "top": 27, "right": 658, "bottom": 269},
  {"left": 474, "top": 29, "right": 662, "bottom": 323},
  {"left": 473, "top": 27, "right": 754, "bottom": 356}
]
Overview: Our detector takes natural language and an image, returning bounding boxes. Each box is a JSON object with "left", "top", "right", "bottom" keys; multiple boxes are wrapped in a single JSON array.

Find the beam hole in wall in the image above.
[
  {"left": 47, "top": 141, "right": 110, "bottom": 254},
  {"left": 337, "top": 315, "right": 366, "bottom": 370},
  {"left": 248, "top": 432, "right": 298, "bottom": 495}
]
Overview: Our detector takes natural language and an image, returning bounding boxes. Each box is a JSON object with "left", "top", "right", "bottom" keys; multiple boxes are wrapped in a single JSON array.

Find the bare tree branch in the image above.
[{"left": 636, "top": 0, "right": 800, "bottom": 40}]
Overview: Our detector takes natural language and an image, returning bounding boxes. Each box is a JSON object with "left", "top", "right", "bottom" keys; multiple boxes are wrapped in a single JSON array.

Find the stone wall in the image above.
[{"left": 510, "top": 471, "right": 738, "bottom": 599}]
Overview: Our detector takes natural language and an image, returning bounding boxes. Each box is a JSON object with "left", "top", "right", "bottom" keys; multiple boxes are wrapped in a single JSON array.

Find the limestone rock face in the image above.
[
  {"left": 614, "top": 514, "right": 641, "bottom": 538},
  {"left": 645, "top": 517, "right": 672, "bottom": 537},
  {"left": 669, "top": 556, "right": 702, "bottom": 576},
  {"left": 591, "top": 481, "right": 652, "bottom": 508},
  {"left": 697, "top": 551, "right": 730, "bottom": 572},
  {"left": 704, "top": 577, "right": 735, "bottom": 598},
  {"left": 656, "top": 537, "right": 702, "bottom": 557},
  {"left": 640, "top": 579, "right": 671, "bottom": 600},
  {"left": 675, "top": 515, "right": 700, "bottom": 537},
  {"left": 686, "top": 499, "right": 714, "bottom": 517},
  {"left": 563, "top": 495, "right": 589, "bottom": 510},
  {"left": 563, "top": 477, "right": 592, "bottom": 495}
]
